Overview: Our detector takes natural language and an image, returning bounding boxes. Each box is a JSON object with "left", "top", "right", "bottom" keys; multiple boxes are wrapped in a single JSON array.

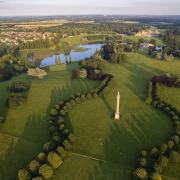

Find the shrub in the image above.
[
  {"left": 50, "top": 108, "right": 58, "bottom": 116},
  {"left": 52, "top": 135, "right": 62, "bottom": 145},
  {"left": 150, "top": 173, "right": 162, "bottom": 180},
  {"left": 56, "top": 146, "right": 66, "bottom": 159},
  {"left": 57, "top": 117, "right": 65, "bottom": 124},
  {"left": 153, "top": 163, "right": 163, "bottom": 174},
  {"left": 75, "top": 97, "right": 81, "bottom": 103},
  {"left": 32, "top": 177, "right": 44, "bottom": 180},
  {"left": 47, "top": 152, "right": 63, "bottom": 169},
  {"left": 17, "top": 169, "right": 31, "bottom": 180},
  {"left": 150, "top": 148, "right": 159, "bottom": 158},
  {"left": 68, "top": 133, "right": 76, "bottom": 143},
  {"left": 160, "top": 144, "right": 167, "bottom": 154},
  {"left": 37, "top": 152, "right": 47, "bottom": 163},
  {"left": 38, "top": 164, "right": 53, "bottom": 179},
  {"left": 139, "top": 158, "right": 147, "bottom": 167},
  {"left": 59, "top": 124, "right": 65, "bottom": 131},
  {"left": 133, "top": 167, "right": 148, "bottom": 179},
  {"left": 141, "top": 150, "right": 148, "bottom": 157},
  {"left": 43, "top": 142, "right": 56, "bottom": 153},
  {"left": 60, "top": 110, "right": 66, "bottom": 116},
  {"left": 54, "top": 104, "right": 60, "bottom": 111},
  {"left": 172, "top": 115, "right": 179, "bottom": 121},
  {"left": 49, "top": 126, "right": 57, "bottom": 134},
  {"left": 62, "top": 128, "right": 69, "bottom": 136},
  {"left": 169, "top": 151, "right": 180, "bottom": 163},
  {"left": 172, "top": 135, "right": 179, "bottom": 145},
  {"left": 167, "top": 140, "right": 174, "bottom": 150},
  {"left": 158, "top": 156, "right": 168, "bottom": 169},
  {"left": 63, "top": 139, "right": 72, "bottom": 150},
  {"left": 28, "top": 160, "right": 41, "bottom": 174},
  {"left": 8, "top": 81, "right": 30, "bottom": 92}
]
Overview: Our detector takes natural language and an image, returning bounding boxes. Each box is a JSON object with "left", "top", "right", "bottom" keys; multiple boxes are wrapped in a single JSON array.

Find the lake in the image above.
[{"left": 41, "top": 43, "right": 103, "bottom": 67}]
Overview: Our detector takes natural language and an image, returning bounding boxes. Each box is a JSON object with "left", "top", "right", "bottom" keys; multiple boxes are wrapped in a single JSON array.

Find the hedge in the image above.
[{"left": 17, "top": 72, "right": 113, "bottom": 179}]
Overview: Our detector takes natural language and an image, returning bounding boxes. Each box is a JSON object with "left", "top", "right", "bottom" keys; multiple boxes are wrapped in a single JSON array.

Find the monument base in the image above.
[{"left": 114, "top": 113, "right": 120, "bottom": 120}]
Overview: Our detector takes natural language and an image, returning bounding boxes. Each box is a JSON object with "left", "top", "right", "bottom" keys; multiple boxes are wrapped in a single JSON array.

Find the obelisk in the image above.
[{"left": 115, "top": 91, "right": 120, "bottom": 120}]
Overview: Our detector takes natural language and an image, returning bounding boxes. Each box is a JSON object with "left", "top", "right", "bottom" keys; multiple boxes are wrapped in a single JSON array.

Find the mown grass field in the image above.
[
  {"left": 0, "top": 64, "right": 98, "bottom": 180},
  {"left": 0, "top": 52, "right": 180, "bottom": 180},
  {"left": 156, "top": 83, "right": 180, "bottom": 180},
  {"left": 51, "top": 53, "right": 180, "bottom": 180}
]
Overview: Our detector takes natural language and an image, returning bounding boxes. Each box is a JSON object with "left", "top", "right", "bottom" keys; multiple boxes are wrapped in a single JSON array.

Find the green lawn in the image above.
[
  {"left": 52, "top": 53, "right": 180, "bottom": 180},
  {"left": 0, "top": 64, "right": 98, "bottom": 180},
  {"left": 0, "top": 52, "right": 180, "bottom": 180},
  {"left": 156, "top": 83, "right": 180, "bottom": 180},
  {"left": 156, "top": 84, "right": 180, "bottom": 111}
]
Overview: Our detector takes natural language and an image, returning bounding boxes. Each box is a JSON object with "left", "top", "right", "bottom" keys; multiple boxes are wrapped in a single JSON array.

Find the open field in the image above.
[{"left": 0, "top": 64, "right": 98, "bottom": 180}]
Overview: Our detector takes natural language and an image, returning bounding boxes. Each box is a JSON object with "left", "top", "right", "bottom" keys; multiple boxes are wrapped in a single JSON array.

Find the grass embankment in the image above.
[
  {"left": 52, "top": 53, "right": 180, "bottom": 180},
  {"left": 0, "top": 63, "right": 98, "bottom": 180}
]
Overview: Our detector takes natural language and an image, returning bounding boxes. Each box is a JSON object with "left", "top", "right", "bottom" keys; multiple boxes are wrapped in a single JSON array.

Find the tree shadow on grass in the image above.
[
  {"left": 123, "top": 63, "right": 165, "bottom": 100},
  {"left": 0, "top": 115, "right": 45, "bottom": 180},
  {"left": 100, "top": 93, "right": 114, "bottom": 118},
  {"left": 85, "top": 107, "right": 173, "bottom": 180}
]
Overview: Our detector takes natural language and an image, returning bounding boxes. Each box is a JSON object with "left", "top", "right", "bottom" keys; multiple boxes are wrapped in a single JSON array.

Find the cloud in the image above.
[{"left": 0, "top": 0, "right": 4, "bottom": 3}]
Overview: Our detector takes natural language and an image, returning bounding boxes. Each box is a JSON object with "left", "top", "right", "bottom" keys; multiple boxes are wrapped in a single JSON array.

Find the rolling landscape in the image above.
[{"left": 0, "top": 0, "right": 180, "bottom": 180}]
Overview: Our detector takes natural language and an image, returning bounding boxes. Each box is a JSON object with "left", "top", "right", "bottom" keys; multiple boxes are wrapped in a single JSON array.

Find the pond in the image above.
[{"left": 41, "top": 43, "right": 104, "bottom": 67}]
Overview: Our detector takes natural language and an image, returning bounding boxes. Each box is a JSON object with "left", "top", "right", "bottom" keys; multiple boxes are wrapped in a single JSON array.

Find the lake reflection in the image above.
[{"left": 41, "top": 43, "right": 103, "bottom": 66}]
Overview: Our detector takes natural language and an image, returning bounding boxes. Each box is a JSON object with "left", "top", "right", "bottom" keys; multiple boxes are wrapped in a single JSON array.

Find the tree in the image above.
[
  {"left": 32, "top": 177, "right": 44, "bottom": 180},
  {"left": 158, "top": 156, "right": 168, "bottom": 169},
  {"left": 17, "top": 169, "right": 31, "bottom": 180},
  {"left": 150, "top": 173, "right": 162, "bottom": 180},
  {"left": 160, "top": 144, "right": 167, "bottom": 154},
  {"left": 63, "top": 139, "right": 72, "bottom": 150},
  {"left": 50, "top": 108, "right": 58, "bottom": 116},
  {"left": 167, "top": 140, "right": 174, "bottom": 150},
  {"left": 139, "top": 158, "right": 147, "bottom": 167},
  {"left": 170, "top": 151, "right": 180, "bottom": 163},
  {"left": 38, "top": 164, "right": 53, "bottom": 179},
  {"left": 43, "top": 142, "right": 56, "bottom": 153},
  {"left": 68, "top": 133, "right": 76, "bottom": 143},
  {"left": 133, "top": 167, "right": 148, "bottom": 179},
  {"left": 37, "top": 152, "right": 47, "bottom": 163},
  {"left": 56, "top": 146, "right": 66, "bottom": 159},
  {"left": 28, "top": 160, "right": 41, "bottom": 174},
  {"left": 47, "top": 152, "right": 63, "bottom": 169}
]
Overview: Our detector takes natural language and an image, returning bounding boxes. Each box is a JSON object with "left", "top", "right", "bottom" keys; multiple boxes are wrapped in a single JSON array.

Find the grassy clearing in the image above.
[
  {"left": 0, "top": 63, "right": 98, "bottom": 180},
  {"left": 51, "top": 53, "right": 180, "bottom": 180},
  {"left": 156, "top": 84, "right": 180, "bottom": 111}
]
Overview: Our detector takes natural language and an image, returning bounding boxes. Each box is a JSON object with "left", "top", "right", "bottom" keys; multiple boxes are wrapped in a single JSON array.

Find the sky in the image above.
[{"left": 0, "top": 0, "right": 180, "bottom": 16}]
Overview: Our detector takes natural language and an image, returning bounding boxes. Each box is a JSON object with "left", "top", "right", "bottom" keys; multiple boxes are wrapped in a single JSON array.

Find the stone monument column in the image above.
[{"left": 115, "top": 91, "right": 120, "bottom": 120}]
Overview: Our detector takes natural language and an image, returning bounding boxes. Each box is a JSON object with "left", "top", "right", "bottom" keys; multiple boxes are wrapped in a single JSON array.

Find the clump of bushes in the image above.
[
  {"left": 7, "top": 81, "right": 30, "bottom": 107},
  {"left": 8, "top": 81, "right": 30, "bottom": 92}
]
